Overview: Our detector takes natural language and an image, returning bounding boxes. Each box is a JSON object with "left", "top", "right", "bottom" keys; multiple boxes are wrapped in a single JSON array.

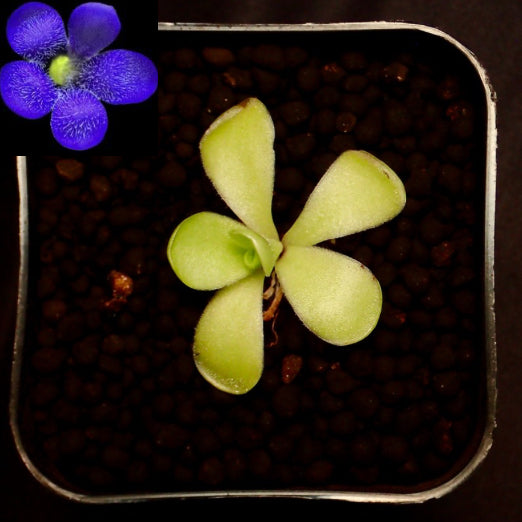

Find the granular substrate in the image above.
[{"left": 18, "top": 29, "right": 488, "bottom": 496}]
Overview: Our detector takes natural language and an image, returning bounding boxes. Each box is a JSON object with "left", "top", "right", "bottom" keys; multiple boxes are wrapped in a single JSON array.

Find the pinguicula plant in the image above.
[
  {"left": 167, "top": 98, "right": 406, "bottom": 395},
  {"left": 0, "top": 2, "right": 157, "bottom": 150}
]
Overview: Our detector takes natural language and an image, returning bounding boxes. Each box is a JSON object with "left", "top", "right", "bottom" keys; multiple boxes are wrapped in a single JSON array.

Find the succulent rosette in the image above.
[
  {"left": 0, "top": 2, "right": 157, "bottom": 150},
  {"left": 167, "top": 98, "right": 406, "bottom": 395}
]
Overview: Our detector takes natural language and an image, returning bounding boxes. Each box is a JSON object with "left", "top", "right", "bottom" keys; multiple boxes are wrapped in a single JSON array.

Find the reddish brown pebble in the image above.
[
  {"left": 224, "top": 448, "right": 246, "bottom": 481},
  {"left": 380, "top": 435, "right": 409, "bottom": 464},
  {"left": 383, "top": 62, "right": 409, "bottom": 83},
  {"left": 112, "top": 168, "right": 139, "bottom": 190},
  {"left": 335, "top": 111, "right": 357, "bottom": 133},
  {"left": 207, "top": 84, "right": 235, "bottom": 113},
  {"left": 222, "top": 67, "right": 252, "bottom": 89},
  {"left": 252, "top": 44, "right": 285, "bottom": 70},
  {"left": 402, "top": 264, "right": 430, "bottom": 294},
  {"left": 35, "top": 168, "right": 58, "bottom": 195},
  {"left": 322, "top": 62, "right": 345, "bottom": 83},
  {"left": 432, "top": 371, "right": 461, "bottom": 397},
  {"left": 60, "top": 429, "right": 86, "bottom": 455},
  {"left": 98, "top": 354, "right": 122, "bottom": 375},
  {"left": 101, "top": 334, "right": 125, "bottom": 355},
  {"left": 248, "top": 449, "right": 272, "bottom": 477},
  {"left": 32, "top": 380, "right": 59, "bottom": 405},
  {"left": 202, "top": 47, "right": 235, "bottom": 67},
  {"left": 297, "top": 65, "right": 321, "bottom": 92},
  {"left": 176, "top": 91, "right": 201, "bottom": 120},
  {"left": 42, "top": 299, "right": 67, "bottom": 322},
  {"left": 330, "top": 411, "right": 356, "bottom": 435},
  {"left": 55, "top": 158, "right": 85, "bottom": 181},
  {"left": 349, "top": 433, "right": 377, "bottom": 464},
  {"left": 326, "top": 366, "right": 357, "bottom": 395},
  {"left": 350, "top": 387, "right": 380, "bottom": 419},
  {"left": 340, "top": 51, "right": 367, "bottom": 70},
  {"left": 285, "top": 133, "right": 316, "bottom": 160},
  {"left": 281, "top": 354, "right": 303, "bottom": 383},
  {"left": 430, "top": 344, "right": 456, "bottom": 371},
  {"left": 198, "top": 457, "right": 225, "bottom": 486},
  {"left": 431, "top": 241, "right": 456, "bottom": 266},
  {"left": 172, "top": 48, "right": 198, "bottom": 70},
  {"left": 104, "top": 270, "right": 134, "bottom": 310},
  {"left": 108, "top": 205, "right": 147, "bottom": 227},
  {"left": 437, "top": 75, "right": 460, "bottom": 100},
  {"left": 72, "top": 336, "right": 99, "bottom": 365},
  {"left": 279, "top": 100, "right": 310, "bottom": 126},
  {"left": 89, "top": 174, "right": 112, "bottom": 202},
  {"left": 155, "top": 424, "right": 188, "bottom": 450},
  {"left": 101, "top": 445, "right": 129, "bottom": 470},
  {"left": 343, "top": 73, "right": 368, "bottom": 92},
  {"left": 272, "top": 384, "right": 300, "bottom": 418},
  {"left": 32, "top": 347, "right": 66, "bottom": 373},
  {"left": 252, "top": 68, "right": 280, "bottom": 94}
]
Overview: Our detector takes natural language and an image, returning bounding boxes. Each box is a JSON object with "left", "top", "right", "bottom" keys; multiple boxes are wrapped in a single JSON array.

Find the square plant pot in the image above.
[{"left": 10, "top": 22, "right": 496, "bottom": 503}]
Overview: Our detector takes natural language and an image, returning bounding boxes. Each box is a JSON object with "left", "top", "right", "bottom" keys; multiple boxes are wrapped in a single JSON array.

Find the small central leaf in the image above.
[
  {"left": 230, "top": 229, "right": 282, "bottom": 277},
  {"left": 230, "top": 232, "right": 261, "bottom": 271}
]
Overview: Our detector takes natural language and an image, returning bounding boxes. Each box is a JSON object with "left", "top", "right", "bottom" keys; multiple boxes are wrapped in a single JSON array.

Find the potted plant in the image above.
[{"left": 10, "top": 20, "right": 496, "bottom": 503}]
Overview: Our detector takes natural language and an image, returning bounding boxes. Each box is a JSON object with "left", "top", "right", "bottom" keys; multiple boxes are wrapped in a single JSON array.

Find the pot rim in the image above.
[{"left": 10, "top": 21, "right": 497, "bottom": 504}]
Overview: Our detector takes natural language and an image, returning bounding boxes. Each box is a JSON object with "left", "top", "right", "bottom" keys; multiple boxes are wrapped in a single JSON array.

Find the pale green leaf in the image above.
[
  {"left": 193, "top": 272, "right": 265, "bottom": 394},
  {"left": 167, "top": 211, "right": 281, "bottom": 290},
  {"left": 275, "top": 245, "right": 382, "bottom": 345},
  {"left": 200, "top": 97, "right": 279, "bottom": 240},
  {"left": 282, "top": 150, "right": 406, "bottom": 247}
]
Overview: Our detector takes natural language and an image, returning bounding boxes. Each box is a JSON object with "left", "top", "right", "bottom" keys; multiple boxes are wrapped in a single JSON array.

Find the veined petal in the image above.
[
  {"left": 283, "top": 150, "right": 406, "bottom": 247},
  {"left": 200, "top": 98, "right": 279, "bottom": 241},
  {"left": 193, "top": 271, "right": 265, "bottom": 395},
  {"left": 6, "top": 2, "right": 66, "bottom": 62},
  {"left": 50, "top": 88, "right": 108, "bottom": 150},
  {"left": 167, "top": 212, "right": 281, "bottom": 291},
  {"left": 68, "top": 2, "right": 121, "bottom": 59},
  {"left": 276, "top": 245, "right": 382, "bottom": 346},
  {"left": 79, "top": 50, "right": 157, "bottom": 104},
  {"left": 0, "top": 61, "right": 57, "bottom": 119}
]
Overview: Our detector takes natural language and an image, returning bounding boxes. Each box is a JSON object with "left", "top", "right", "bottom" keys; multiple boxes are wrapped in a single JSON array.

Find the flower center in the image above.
[{"left": 48, "top": 55, "right": 75, "bottom": 86}]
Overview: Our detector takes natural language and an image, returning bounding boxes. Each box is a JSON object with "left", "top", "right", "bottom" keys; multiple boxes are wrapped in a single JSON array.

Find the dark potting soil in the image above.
[{"left": 18, "top": 29, "right": 488, "bottom": 496}]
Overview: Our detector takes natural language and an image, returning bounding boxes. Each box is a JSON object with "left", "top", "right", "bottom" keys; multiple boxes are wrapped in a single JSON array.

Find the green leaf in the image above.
[
  {"left": 193, "top": 271, "right": 265, "bottom": 394},
  {"left": 275, "top": 245, "right": 382, "bottom": 346},
  {"left": 167, "top": 211, "right": 281, "bottom": 290},
  {"left": 200, "top": 98, "right": 279, "bottom": 241},
  {"left": 282, "top": 150, "right": 406, "bottom": 247}
]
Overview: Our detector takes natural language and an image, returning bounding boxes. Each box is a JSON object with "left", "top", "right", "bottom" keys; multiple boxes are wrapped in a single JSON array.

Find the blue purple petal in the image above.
[
  {"left": 79, "top": 49, "right": 158, "bottom": 104},
  {"left": 6, "top": 2, "right": 67, "bottom": 62},
  {"left": 0, "top": 60, "right": 57, "bottom": 119},
  {"left": 67, "top": 3, "right": 121, "bottom": 59},
  {"left": 50, "top": 88, "right": 108, "bottom": 150}
]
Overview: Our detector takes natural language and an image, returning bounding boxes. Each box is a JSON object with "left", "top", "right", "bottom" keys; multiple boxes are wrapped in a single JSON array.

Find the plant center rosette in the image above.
[{"left": 167, "top": 98, "right": 406, "bottom": 395}]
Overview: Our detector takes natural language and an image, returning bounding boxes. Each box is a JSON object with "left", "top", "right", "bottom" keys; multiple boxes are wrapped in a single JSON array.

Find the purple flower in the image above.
[{"left": 0, "top": 2, "right": 158, "bottom": 150}]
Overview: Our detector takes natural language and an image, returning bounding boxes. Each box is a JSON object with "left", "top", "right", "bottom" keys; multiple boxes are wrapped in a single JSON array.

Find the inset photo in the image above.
[{"left": 0, "top": 0, "right": 158, "bottom": 155}]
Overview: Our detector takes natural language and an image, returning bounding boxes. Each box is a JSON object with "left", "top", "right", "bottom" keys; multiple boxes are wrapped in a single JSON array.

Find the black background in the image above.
[{"left": 1, "top": 0, "right": 521, "bottom": 520}]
